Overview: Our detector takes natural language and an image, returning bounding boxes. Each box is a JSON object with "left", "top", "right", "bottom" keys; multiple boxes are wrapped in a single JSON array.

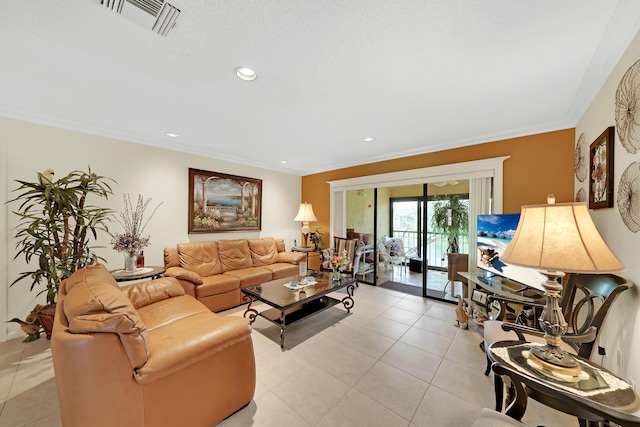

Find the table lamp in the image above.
[
  {"left": 501, "top": 195, "right": 623, "bottom": 379},
  {"left": 294, "top": 202, "right": 317, "bottom": 248}
]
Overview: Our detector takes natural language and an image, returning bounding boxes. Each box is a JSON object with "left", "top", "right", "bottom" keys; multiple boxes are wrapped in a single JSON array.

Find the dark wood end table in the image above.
[{"left": 488, "top": 340, "right": 640, "bottom": 426}]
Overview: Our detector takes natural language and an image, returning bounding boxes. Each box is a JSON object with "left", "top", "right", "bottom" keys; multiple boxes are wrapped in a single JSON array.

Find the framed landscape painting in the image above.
[{"left": 188, "top": 168, "right": 262, "bottom": 233}]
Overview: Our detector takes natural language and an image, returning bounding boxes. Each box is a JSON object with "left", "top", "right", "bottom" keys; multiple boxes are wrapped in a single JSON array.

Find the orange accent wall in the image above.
[{"left": 301, "top": 128, "right": 575, "bottom": 239}]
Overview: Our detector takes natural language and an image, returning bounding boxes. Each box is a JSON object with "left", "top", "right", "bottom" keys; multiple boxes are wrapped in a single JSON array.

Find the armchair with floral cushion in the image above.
[{"left": 320, "top": 237, "right": 359, "bottom": 278}]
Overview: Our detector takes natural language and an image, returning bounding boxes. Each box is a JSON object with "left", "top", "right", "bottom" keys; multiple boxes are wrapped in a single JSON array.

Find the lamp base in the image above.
[{"left": 527, "top": 344, "right": 582, "bottom": 382}]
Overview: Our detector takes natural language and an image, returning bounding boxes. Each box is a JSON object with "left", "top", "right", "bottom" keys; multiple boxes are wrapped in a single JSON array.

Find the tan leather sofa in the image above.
[
  {"left": 51, "top": 264, "right": 256, "bottom": 427},
  {"left": 164, "top": 237, "right": 305, "bottom": 312}
]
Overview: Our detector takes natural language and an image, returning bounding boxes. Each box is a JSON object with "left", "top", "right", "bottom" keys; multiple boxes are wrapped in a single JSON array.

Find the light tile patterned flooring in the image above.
[{"left": 0, "top": 279, "right": 579, "bottom": 427}]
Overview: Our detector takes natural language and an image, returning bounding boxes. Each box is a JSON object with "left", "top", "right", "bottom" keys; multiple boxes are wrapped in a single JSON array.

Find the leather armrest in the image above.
[
  {"left": 164, "top": 267, "right": 203, "bottom": 285},
  {"left": 277, "top": 252, "right": 305, "bottom": 264},
  {"left": 124, "top": 277, "right": 186, "bottom": 309}
]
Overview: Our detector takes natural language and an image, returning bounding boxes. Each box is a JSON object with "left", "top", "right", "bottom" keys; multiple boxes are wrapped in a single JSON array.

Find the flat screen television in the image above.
[{"left": 476, "top": 214, "right": 545, "bottom": 291}]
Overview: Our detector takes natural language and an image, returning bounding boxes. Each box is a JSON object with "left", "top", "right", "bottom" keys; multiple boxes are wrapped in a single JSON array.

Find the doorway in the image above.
[{"left": 330, "top": 157, "right": 506, "bottom": 302}]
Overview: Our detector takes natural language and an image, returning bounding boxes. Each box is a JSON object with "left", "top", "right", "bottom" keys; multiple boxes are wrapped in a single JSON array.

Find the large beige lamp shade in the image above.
[
  {"left": 501, "top": 198, "right": 623, "bottom": 379},
  {"left": 294, "top": 202, "right": 317, "bottom": 247}
]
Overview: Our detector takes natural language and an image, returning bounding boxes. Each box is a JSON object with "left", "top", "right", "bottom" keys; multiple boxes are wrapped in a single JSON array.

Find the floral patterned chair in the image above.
[{"left": 320, "top": 237, "right": 359, "bottom": 278}]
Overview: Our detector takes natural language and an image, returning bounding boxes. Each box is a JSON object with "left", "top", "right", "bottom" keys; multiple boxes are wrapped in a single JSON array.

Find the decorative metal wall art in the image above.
[
  {"left": 188, "top": 168, "right": 262, "bottom": 233},
  {"left": 615, "top": 58, "right": 640, "bottom": 153},
  {"left": 617, "top": 162, "right": 640, "bottom": 232},
  {"left": 588, "top": 127, "right": 615, "bottom": 209},
  {"left": 574, "top": 133, "right": 587, "bottom": 182}
]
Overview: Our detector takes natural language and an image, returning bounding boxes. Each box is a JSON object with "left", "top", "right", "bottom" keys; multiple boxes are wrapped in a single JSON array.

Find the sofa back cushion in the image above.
[
  {"left": 177, "top": 241, "right": 223, "bottom": 277},
  {"left": 217, "top": 239, "right": 253, "bottom": 272},
  {"left": 60, "top": 264, "right": 149, "bottom": 370},
  {"left": 275, "top": 238, "right": 286, "bottom": 252},
  {"left": 164, "top": 247, "right": 181, "bottom": 268},
  {"left": 248, "top": 237, "right": 279, "bottom": 266}
]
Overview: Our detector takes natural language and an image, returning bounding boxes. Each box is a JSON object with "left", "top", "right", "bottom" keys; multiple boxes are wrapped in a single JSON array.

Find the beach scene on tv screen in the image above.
[{"left": 477, "top": 214, "right": 545, "bottom": 291}]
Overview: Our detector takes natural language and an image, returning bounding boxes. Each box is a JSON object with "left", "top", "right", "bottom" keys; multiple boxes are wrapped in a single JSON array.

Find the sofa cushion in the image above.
[
  {"left": 62, "top": 264, "right": 149, "bottom": 370},
  {"left": 134, "top": 311, "right": 252, "bottom": 385},
  {"left": 223, "top": 268, "right": 272, "bottom": 287},
  {"left": 217, "top": 239, "right": 253, "bottom": 272},
  {"left": 261, "top": 263, "right": 300, "bottom": 279},
  {"left": 197, "top": 275, "right": 241, "bottom": 298},
  {"left": 164, "top": 247, "right": 181, "bottom": 268},
  {"left": 177, "top": 241, "right": 223, "bottom": 277},
  {"left": 275, "top": 238, "right": 286, "bottom": 252},
  {"left": 135, "top": 294, "right": 211, "bottom": 332},
  {"left": 248, "top": 237, "right": 279, "bottom": 266}
]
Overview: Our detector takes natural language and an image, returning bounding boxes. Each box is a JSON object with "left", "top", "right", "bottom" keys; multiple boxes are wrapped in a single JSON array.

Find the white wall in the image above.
[
  {"left": 576, "top": 31, "right": 640, "bottom": 385},
  {"left": 1, "top": 117, "right": 301, "bottom": 341}
]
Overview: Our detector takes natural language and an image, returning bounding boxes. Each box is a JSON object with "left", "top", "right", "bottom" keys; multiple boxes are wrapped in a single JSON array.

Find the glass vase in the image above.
[
  {"left": 332, "top": 267, "right": 340, "bottom": 281},
  {"left": 124, "top": 252, "right": 138, "bottom": 273}
]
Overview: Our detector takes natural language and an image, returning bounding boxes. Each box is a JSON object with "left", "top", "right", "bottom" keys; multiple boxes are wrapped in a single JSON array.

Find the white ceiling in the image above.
[{"left": 1, "top": 1, "right": 640, "bottom": 176}]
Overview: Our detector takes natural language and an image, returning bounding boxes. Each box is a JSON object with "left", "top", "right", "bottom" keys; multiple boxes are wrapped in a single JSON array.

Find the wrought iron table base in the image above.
[{"left": 243, "top": 284, "right": 355, "bottom": 350}]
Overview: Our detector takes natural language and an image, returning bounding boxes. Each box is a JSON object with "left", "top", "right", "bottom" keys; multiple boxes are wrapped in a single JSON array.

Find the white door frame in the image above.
[{"left": 327, "top": 156, "right": 509, "bottom": 242}]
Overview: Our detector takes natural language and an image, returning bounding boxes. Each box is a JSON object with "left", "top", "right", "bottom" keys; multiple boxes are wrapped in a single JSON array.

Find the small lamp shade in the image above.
[
  {"left": 294, "top": 202, "right": 318, "bottom": 224},
  {"left": 294, "top": 203, "right": 317, "bottom": 246},
  {"left": 501, "top": 202, "right": 623, "bottom": 273}
]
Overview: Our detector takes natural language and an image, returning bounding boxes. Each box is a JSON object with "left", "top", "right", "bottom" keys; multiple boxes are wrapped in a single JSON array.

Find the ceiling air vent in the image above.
[{"left": 100, "top": 0, "right": 180, "bottom": 37}]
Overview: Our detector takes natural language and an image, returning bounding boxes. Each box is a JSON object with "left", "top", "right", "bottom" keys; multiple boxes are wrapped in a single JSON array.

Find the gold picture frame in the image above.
[{"left": 188, "top": 168, "right": 262, "bottom": 233}]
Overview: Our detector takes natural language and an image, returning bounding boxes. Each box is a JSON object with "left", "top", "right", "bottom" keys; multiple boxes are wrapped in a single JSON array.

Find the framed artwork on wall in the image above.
[
  {"left": 588, "top": 126, "right": 615, "bottom": 209},
  {"left": 188, "top": 168, "right": 262, "bottom": 233}
]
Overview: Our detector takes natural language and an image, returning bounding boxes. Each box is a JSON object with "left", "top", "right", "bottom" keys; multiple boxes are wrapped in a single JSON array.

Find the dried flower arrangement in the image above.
[{"left": 111, "top": 194, "right": 162, "bottom": 254}]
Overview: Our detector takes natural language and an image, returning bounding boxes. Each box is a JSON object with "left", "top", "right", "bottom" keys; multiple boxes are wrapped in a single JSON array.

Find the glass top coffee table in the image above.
[{"left": 241, "top": 270, "right": 356, "bottom": 350}]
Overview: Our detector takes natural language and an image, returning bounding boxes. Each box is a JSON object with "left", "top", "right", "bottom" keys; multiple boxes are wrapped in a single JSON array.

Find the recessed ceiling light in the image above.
[
  {"left": 363, "top": 136, "right": 375, "bottom": 142},
  {"left": 235, "top": 67, "right": 257, "bottom": 81},
  {"left": 280, "top": 160, "right": 287, "bottom": 164},
  {"left": 165, "top": 132, "right": 180, "bottom": 138}
]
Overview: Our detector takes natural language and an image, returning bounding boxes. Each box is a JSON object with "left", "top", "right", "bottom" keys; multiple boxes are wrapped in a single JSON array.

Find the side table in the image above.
[
  {"left": 110, "top": 266, "right": 165, "bottom": 282},
  {"left": 292, "top": 246, "right": 316, "bottom": 265},
  {"left": 488, "top": 340, "right": 640, "bottom": 426}
]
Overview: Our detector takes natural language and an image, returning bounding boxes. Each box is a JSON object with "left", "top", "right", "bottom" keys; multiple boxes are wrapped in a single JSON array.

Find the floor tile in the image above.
[
  {"left": 445, "top": 338, "right": 487, "bottom": 370},
  {"left": 380, "top": 341, "right": 443, "bottom": 383},
  {"left": 411, "top": 385, "right": 482, "bottom": 427},
  {"left": 392, "top": 298, "right": 431, "bottom": 315},
  {"left": 399, "top": 327, "right": 453, "bottom": 357},
  {"left": 354, "top": 361, "right": 428, "bottom": 420},
  {"left": 219, "top": 391, "right": 311, "bottom": 427},
  {"left": 315, "top": 388, "right": 410, "bottom": 427},
  {"left": 431, "top": 359, "right": 495, "bottom": 408},
  {"left": 380, "top": 307, "right": 422, "bottom": 326},
  {"left": 320, "top": 322, "right": 396, "bottom": 359},
  {"left": 412, "top": 315, "right": 458, "bottom": 339},
  {"left": 292, "top": 334, "right": 377, "bottom": 387},
  {"left": 272, "top": 365, "right": 349, "bottom": 425}
]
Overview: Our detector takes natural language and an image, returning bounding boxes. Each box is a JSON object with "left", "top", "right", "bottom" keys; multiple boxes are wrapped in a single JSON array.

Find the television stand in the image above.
[{"left": 458, "top": 269, "right": 544, "bottom": 325}]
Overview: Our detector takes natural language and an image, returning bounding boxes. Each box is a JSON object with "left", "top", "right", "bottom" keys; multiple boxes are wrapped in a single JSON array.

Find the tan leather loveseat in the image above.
[
  {"left": 164, "top": 237, "right": 305, "bottom": 312},
  {"left": 51, "top": 264, "right": 255, "bottom": 427}
]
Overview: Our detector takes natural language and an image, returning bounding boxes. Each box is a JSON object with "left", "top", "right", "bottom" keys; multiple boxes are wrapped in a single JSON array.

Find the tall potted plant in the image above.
[
  {"left": 9, "top": 168, "right": 114, "bottom": 340},
  {"left": 431, "top": 194, "right": 469, "bottom": 254}
]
